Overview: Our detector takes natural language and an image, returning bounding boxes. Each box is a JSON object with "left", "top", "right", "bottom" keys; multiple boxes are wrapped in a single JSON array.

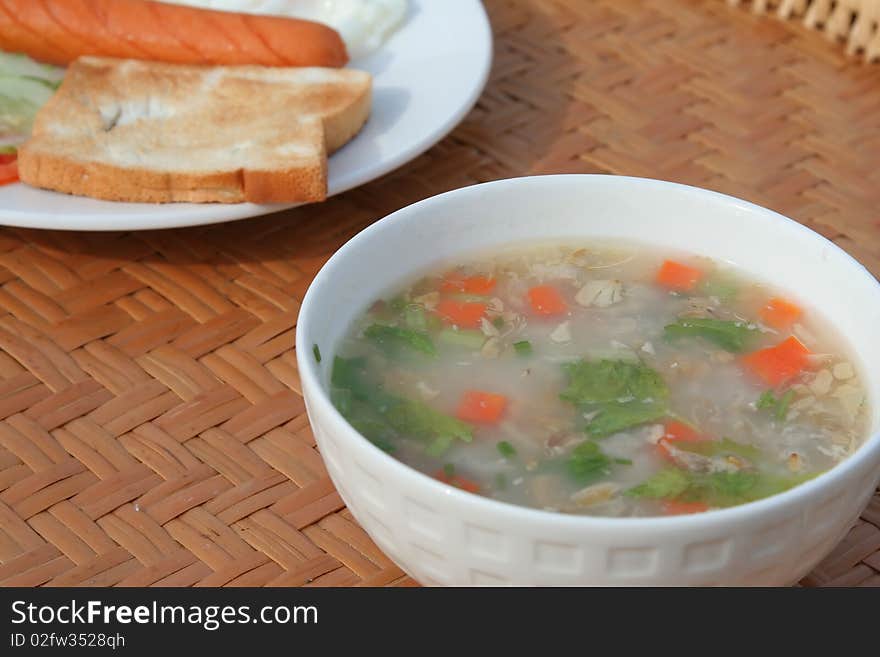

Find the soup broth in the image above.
[{"left": 328, "top": 242, "right": 868, "bottom": 517}]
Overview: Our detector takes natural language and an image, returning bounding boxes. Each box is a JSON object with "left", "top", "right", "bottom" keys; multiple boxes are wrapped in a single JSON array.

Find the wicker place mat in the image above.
[{"left": 1, "top": 0, "right": 879, "bottom": 587}]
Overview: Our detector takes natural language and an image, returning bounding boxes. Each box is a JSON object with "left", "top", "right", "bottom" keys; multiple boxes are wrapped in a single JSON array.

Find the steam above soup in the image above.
[{"left": 327, "top": 243, "right": 868, "bottom": 517}]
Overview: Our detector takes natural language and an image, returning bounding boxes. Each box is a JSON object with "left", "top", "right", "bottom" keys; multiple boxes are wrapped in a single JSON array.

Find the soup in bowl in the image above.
[{"left": 296, "top": 175, "right": 880, "bottom": 585}]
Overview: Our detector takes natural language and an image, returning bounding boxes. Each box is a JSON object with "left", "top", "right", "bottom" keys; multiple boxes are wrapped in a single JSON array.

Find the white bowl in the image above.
[{"left": 295, "top": 175, "right": 880, "bottom": 586}]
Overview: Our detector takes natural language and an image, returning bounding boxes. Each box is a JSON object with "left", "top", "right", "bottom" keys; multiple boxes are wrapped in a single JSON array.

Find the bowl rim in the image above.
[{"left": 296, "top": 173, "right": 880, "bottom": 531}]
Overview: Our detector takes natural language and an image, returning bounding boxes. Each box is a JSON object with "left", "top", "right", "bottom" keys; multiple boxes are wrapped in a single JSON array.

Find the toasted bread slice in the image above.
[{"left": 18, "top": 57, "right": 371, "bottom": 203}]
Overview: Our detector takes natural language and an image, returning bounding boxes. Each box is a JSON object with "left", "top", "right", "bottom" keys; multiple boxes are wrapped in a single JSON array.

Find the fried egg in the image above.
[{"left": 169, "top": 0, "right": 408, "bottom": 60}]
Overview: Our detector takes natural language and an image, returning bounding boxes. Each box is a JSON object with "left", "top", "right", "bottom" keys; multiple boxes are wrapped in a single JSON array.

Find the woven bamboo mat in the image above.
[{"left": 1, "top": 0, "right": 879, "bottom": 588}]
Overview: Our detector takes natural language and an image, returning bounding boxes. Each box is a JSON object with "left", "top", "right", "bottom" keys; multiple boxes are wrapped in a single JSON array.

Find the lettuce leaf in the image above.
[
  {"left": 330, "top": 356, "right": 471, "bottom": 456},
  {"left": 330, "top": 356, "right": 374, "bottom": 400},
  {"left": 364, "top": 324, "right": 436, "bottom": 358},
  {"left": 561, "top": 359, "right": 668, "bottom": 406},
  {"left": 560, "top": 359, "right": 668, "bottom": 437},
  {"left": 585, "top": 400, "right": 667, "bottom": 438},
  {"left": 566, "top": 440, "right": 615, "bottom": 485},
  {"left": 676, "top": 437, "right": 762, "bottom": 461},
  {"left": 382, "top": 396, "right": 472, "bottom": 444},
  {"left": 664, "top": 317, "right": 756, "bottom": 353},
  {"left": 625, "top": 468, "right": 690, "bottom": 499},
  {"left": 626, "top": 467, "right": 822, "bottom": 507}
]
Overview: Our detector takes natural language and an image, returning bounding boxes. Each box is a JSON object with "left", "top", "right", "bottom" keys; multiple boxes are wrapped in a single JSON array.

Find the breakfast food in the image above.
[
  {"left": 329, "top": 242, "right": 868, "bottom": 517},
  {"left": 0, "top": 2, "right": 400, "bottom": 201},
  {"left": 168, "top": 0, "right": 408, "bottom": 60},
  {"left": 17, "top": 56, "right": 371, "bottom": 203},
  {"left": 0, "top": 0, "right": 347, "bottom": 68}
]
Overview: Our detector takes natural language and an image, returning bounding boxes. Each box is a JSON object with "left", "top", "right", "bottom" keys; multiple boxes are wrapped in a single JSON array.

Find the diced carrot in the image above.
[
  {"left": 656, "top": 420, "right": 707, "bottom": 461},
  {"left": 663, "top": 421, "right": 702, "bottom": 443},
  {"left": 527, "top": 285, "right": 567, "bottom": 316},
  {"left": 435, "top": 299, "right": 487, "bottom": 328},
  {"left": 741, "top": 336, "right": 811, "bottom": 387},
  {"left": 760, "top": 297, "right": 802, "bottom": 329},
  {"left": 456, "top": 390, "right": 508, "bottom": 424},
  {"left": 0, "top": 160, "right": 18, "bottom": 186},
  {"left": 440, "top": 273, "right": 496, "bottom": 295},
  {"left": 655, "top": 260, "right": 703, "bottom": 292},
  {"left": 662, "top": 500, "right": 709, "bottom": 515},
  {"left": 434, "top": 470, "right": 481, "bottom": 494}
]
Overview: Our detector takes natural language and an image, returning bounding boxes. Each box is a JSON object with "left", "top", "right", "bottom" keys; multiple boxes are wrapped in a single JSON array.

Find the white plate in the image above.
[{"left": 0, "top": 0, "right": 492, "bottom": 231}]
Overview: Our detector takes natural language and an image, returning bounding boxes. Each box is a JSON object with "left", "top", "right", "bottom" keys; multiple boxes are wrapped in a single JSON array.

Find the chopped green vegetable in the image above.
[
  {"left": 561, "top": 359, "right": 668, "bottom": 437},
  {"left": 438, "top": 328, "right": 485, "bottom": 349},
  {"left": 443, "top": 463, "right": 456, "bottom": 478},
  {"left": 614, "top": 457, "right": 633, "bottom": 465},
  {"left": 312, "top": 343, "right": 321, "bottom": 363},
  {"left": 492, "top": 316, "right": 505, "bottom": 330},
  {"left": 664, "top": 317, "right": 756, "bottom": 353},
  {"left": 625, "top": 468, "right": 690, "bottom": 499},
  {"left": 513, "top": 340, "right": 532, "bottom": 356},
  {"left": 561, "top": 359, "right": 668, "bottom": 407},
  {"left": 384, "top": 397, "right": 473, "bottom": 445},
  {"left": 566, "top": 440, "right": 613, "bottom": 485},
  {"left": 344, "top": 404, "right": 399, "bottom": 453},
  {"left": 702, "top": 471, "right": 760, "bottom": 505},
  {"left": 0, "top": 145, "right": 16, "bottom": 155},
  {"left": 330, "top": 357, "right": 473, "bottom": 454},
  {"left": 747, "top": 470, "right": 821, "bottom": 499},
  {"left": 329, "top": 363, "right": 397, "bottom": 452},
  {"left": 364, "top": 324, "right": 436, "bottom": 358},
  {"left": 586, "top": 400, "right": 667, "bottom": 438},
  {"left": 776, "top": 390, "right": 795, "bottom": 421},
  {"left": 756, "top": 390, "right": 777, "bottom": 410},
  {"left": 426, "top": 435, "right": 455, "bottom": 457},
  {"left": 626, "top": 467, "right": 823, "bottom": 507},
  {"left": 497, "top": 441, "right": 516, "bottom": 458},
  {"left": 756, "top": 389, "right": 795, "bottom": 421},
  {"left": 330, "top": 356, "right": 373, "bottom": 399},
  {"left": 676, "top": 437, "right": 762, "bottom": 461},
  {"left": 699, "top": 276, "right": 739, "bottom": 302}
]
